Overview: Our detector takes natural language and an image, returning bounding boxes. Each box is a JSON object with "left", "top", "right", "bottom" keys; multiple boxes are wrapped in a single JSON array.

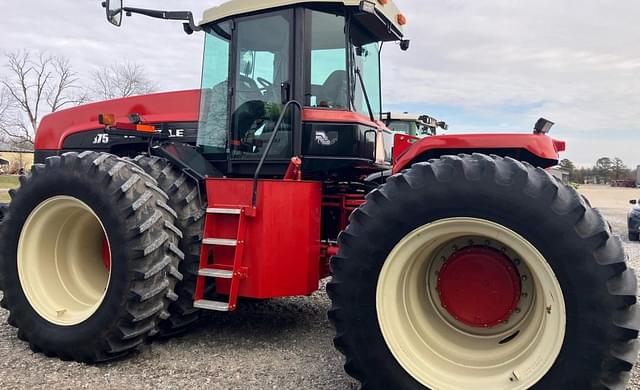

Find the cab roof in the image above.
[
  {"left": 200, "top": 0, "right": 405, "bottom": 39},
  {"left": 387, "top": 112, "right": 420, "bottom": 121}
]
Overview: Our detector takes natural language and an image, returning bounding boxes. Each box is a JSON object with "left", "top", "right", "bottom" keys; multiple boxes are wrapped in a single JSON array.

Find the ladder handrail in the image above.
[{"left": 252, "top": 100, "right": 303, "bottom": 207}]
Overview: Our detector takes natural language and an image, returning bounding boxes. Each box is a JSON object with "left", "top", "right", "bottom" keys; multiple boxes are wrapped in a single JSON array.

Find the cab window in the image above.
[
  {"left": 198, "top": 21, "right": 232, "bottom": 154},
  {"left": 387, "top": 120, "right": 416, "bottom": 136},
  {"left": 307, "top": 11, "right": 348, "bottom": 109},
  {"left": 350, "top": 23, "right": 381, "bottom": 119}
]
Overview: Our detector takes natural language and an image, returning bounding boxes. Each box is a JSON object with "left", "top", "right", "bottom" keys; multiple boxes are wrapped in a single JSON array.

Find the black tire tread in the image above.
[
  {"left": 0, "top": 151, "right": 182, "bottom": 363},
  {"left": 130, "top": 155, "right": 209, "bottom": 337},
  {"left": 328, "top": 154, "right": 639, "bottom": 390}
]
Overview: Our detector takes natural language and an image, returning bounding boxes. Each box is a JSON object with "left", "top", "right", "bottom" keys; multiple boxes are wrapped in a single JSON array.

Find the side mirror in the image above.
[
  {"left": 630, "top": 200, "right": 637, "bottom": 205},
  {"left": 103, "top": 0, "right": 124, "bottom": 27}
]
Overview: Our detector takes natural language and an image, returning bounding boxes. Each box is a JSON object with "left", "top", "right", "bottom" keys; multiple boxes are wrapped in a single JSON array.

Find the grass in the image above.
[
  {"left": 0, "top": 176, "right": 20, "bottom": 188},
  {"left": 0, "top": 175, "right": 20, "bottom": 204}
]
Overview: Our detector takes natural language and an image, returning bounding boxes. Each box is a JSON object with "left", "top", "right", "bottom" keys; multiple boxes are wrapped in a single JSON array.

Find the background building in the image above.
[{"left": 0, "top": 143, "right": 34, "bottom": 174}]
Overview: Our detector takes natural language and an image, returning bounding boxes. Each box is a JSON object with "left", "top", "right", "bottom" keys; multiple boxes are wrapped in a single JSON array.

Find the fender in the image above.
[
  {"left": 392, "top": 133, "right": 566, "bottom": 174},
  {"left": 34, "top": 90, "right": 201, "bottom": 151}
]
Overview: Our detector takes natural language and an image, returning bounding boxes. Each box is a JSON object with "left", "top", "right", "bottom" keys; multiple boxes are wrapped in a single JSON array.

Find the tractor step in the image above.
[
  {"left": 202, "top": 238, "right": 238, "bottom": 246},
  {"left": 198, "top": 268, "right": 234, "bottom": 279},
  {"left": 207, "top": 207, "right": 242, "bottom": 215},
  {"left": 193, "top": 299, "right": 230, "bottom": 312},
  {"left": 194, "top": 205, "right": 255, "bottom": 313}
]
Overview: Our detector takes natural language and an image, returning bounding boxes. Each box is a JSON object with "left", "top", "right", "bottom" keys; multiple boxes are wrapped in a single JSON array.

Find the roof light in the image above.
[
  {"left": 378, "top": 0, "right": 389, "bottom": 5},
  {"left": 533, "top": 117, "right": 555, "bottom": 134},
  {"left": 359, "top": 1, "right": 376, "bottom": 14},
  {"left": 397, "top": 14, "right": 407, "bottom": 26}
]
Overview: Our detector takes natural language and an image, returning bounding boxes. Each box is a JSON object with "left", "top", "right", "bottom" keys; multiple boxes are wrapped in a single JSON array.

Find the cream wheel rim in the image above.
[
  {"left": 17, "top": 196, "right": 112, "bottom": 326},
  {"left": 376, "top": 218, "right": 566, "bottom": 390}
]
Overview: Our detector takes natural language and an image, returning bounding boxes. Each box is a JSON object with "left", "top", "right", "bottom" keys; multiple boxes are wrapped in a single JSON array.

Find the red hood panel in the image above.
[{"left": 35, "top": 90, "right": 201, "bottom": 150}]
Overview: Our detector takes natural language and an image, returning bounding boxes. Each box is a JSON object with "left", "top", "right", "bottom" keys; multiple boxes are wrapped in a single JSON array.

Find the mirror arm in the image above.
[{"left": 122, "top": 7, "right": 202, "bottom": 34}]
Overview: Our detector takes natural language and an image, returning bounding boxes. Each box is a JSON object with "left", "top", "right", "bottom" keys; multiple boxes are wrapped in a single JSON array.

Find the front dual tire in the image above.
[{"left": 329, "top": 154, "right": 639, "bottom": 389}]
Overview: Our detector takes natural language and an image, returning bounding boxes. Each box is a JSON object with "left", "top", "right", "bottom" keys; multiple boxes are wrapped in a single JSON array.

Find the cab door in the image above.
[{"left": 230, "top": 10, "right": 294, "bottom": 162}]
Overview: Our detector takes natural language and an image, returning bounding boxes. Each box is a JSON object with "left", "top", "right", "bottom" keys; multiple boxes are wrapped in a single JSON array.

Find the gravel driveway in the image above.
[{"left": 0, "top": 184, "right": 638, "bottom": 389}]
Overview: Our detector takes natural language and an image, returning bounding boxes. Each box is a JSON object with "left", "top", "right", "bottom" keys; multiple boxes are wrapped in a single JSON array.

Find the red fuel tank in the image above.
[{"left": 204, "top": 178, "right": 322, "bottom": 299}]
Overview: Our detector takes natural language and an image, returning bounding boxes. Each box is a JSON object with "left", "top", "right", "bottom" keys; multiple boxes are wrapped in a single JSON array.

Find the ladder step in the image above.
[
  {"left": 194, "top": 299, "right": 230, "bottom": 312},
  {"left": 198, "top": 268, "right": 234, "bottom": 279},
  {"left": 207, "top": 207, "right": 242, "bottom": 215},
  {"left": 202, "top": 238, "right": 238, "bottom": 246}
]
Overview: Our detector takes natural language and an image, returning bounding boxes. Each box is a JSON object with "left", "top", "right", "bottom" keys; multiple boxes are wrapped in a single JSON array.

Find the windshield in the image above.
[{"left": 350, "top": 22, "right": 381, "bottom": 120}]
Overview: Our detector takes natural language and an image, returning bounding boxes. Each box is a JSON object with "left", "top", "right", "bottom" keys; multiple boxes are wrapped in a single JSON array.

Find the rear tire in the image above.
[
  {"left": 130, "top": 155, "right": 209, "bottom": 337},
  {"left": 0, "top": 203, "right": 8, "bottom": 223},
  {"left": 0, "top": 152, "right": 183, "bottom": 362},
  {"left": 328, "top": 154, "right": 639, "bottom": 389}
]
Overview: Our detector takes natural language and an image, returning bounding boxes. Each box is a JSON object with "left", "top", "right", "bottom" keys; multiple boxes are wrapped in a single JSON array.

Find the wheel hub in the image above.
[
  {"left": 376, "top": 219, "right": 567, "bottom": 389},
  {"left": 437, "top": 246, "right": 521, "bottom": 328}
]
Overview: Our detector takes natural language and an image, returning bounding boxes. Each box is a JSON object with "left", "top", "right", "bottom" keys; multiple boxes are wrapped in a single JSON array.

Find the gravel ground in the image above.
[
  {"left": 0, "top": 184, "right": 638, "bottom": 389},
  {"left": 579, "top": 186, "right": 640, "bottom": 390}
]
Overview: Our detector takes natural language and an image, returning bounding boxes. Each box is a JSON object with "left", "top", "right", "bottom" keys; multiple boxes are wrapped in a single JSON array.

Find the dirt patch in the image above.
[{"left": 579, "top": 184, "right": 640, "bottom": 209}]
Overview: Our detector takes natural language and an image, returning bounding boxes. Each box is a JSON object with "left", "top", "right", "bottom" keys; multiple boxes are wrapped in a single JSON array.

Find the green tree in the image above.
[
  {"left": 559, "top": 159, "right": 575, "bottom": 180},
  {"left": 611, "top": 157, "right": 629, "bottom": 180},
  {"left": 595, "top": 157, "right": 613, "bottom": 183}
]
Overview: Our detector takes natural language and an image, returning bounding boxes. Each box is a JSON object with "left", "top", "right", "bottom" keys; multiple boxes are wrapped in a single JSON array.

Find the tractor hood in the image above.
[{"left": 34, "top": 90, "right": 200, "bottom": 151}]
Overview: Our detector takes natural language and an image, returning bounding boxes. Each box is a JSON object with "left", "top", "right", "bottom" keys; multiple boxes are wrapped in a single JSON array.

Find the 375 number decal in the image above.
[{"left": 92, "top": 134, "right": 110, "bottom": 144}]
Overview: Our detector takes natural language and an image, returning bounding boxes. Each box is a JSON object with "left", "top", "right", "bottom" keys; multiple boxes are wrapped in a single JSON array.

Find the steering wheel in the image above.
[
  {"left": 257, "top": 77, "right": 273, "bottom": 89},
  {"left": 237, "top": 75, "right": 260, "bottom": 92}
]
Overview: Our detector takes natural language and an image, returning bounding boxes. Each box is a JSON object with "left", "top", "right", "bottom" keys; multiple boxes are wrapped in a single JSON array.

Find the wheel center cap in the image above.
[{"left": 437, "top": 246, "right": 521, "bottom": 328}]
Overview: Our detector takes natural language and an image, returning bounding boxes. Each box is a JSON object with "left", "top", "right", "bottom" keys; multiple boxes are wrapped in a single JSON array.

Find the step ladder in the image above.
[{"left": 193, "top": 206, "right": 256, "bottom": 312}]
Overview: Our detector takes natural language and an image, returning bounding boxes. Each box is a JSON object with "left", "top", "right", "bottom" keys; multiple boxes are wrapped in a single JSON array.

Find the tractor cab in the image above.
[
  {"left": 194, "top": 0, "right": 408, "bottom": 178},
  {"left": 105, "top": 0, "right": 409, "bottom": 179},
  {"left": 383, "top": 112, "right": 449, "bottom": 137}
]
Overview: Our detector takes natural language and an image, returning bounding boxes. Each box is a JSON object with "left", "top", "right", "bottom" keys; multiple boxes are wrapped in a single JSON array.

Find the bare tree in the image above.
[
  {"left": 90, "top": 62, "right": 158, "bottom": 101},
  {"left": 1, "top": 51, "right": 86, "bottom": 148},
  {"left": 0, "top": 87, "right": 12, "bottom": 130}
]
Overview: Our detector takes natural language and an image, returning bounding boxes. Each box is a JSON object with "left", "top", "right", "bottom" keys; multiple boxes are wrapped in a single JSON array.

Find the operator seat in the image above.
[
  {"left": 232, "top": 100, "right": 266, "bottom": 142},
  {"left": 319, "top": 70, "right": 347, "bottom": 108}
]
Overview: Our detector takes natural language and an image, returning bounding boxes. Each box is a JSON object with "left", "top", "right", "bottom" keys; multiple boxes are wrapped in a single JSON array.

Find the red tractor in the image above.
[{"left": 0, "top": 1, "right": 637, "bottom": 388}]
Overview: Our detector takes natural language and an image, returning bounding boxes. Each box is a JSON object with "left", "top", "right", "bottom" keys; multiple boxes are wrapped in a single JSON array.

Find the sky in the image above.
[{"left": 1, "top": 0, "right": 638, "bottom": 167}]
